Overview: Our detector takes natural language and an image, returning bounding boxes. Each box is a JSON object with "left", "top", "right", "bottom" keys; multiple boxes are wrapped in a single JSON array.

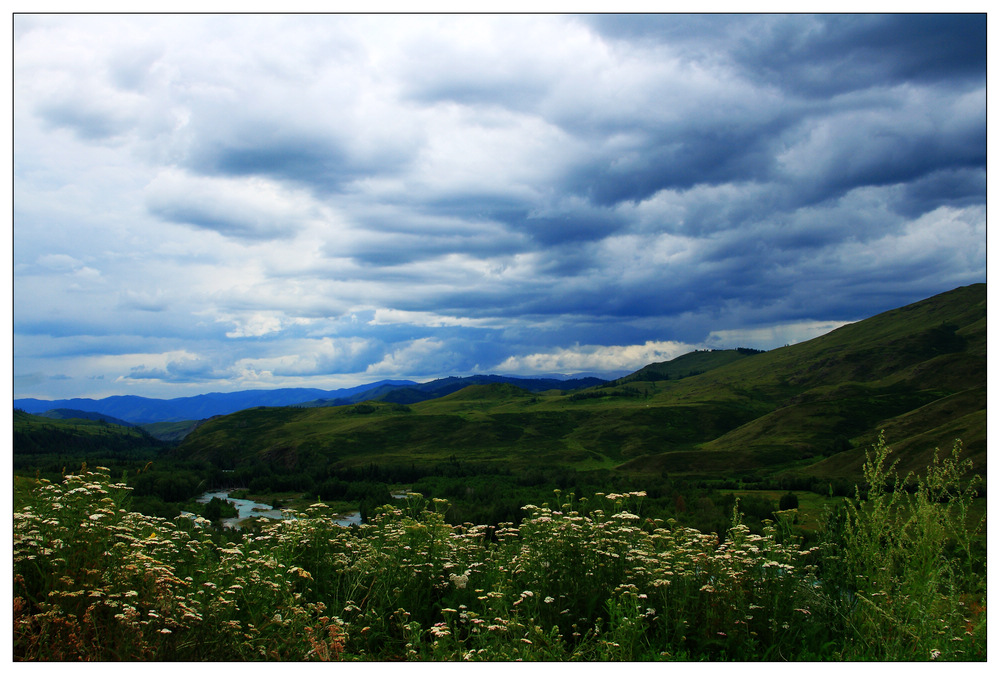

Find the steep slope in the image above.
[{"left": 623, "top": 283, "right": 986, "bottom": 478}]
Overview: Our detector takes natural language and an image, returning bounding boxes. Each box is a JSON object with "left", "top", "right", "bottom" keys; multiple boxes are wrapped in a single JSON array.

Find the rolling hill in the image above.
[{"left": 172, "top": 284, "right": 985, "bottom": 484}]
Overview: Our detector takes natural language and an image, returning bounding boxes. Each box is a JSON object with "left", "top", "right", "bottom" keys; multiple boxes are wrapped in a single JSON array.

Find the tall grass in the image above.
[
  {"left": 13, "top": 437, "right": 986, "bottom": 661},
  {"left": 817, "top": 434, "right": 986, "bottom": 660}
]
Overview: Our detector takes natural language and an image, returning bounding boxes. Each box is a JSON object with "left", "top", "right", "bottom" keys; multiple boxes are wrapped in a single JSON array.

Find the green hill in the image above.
[
  {"left": 173, "top": 284, "right": 986, "bottom": 484},
  {"left": 13, "top": 410, "right": 165, "bottom": 471}
]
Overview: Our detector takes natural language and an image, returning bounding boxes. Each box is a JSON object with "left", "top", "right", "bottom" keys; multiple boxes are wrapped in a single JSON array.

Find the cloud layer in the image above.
[{"left": 13, "top": 14, "right": 986, "bottom": 398}]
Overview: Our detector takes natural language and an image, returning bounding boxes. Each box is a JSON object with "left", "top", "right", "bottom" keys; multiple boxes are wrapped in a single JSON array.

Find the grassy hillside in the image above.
[
  {"left": 619, "top": 348, "right": 762, "bottom": 382},
  {"left": 174, "top": 284, "right": 986, "bottom": 485}
]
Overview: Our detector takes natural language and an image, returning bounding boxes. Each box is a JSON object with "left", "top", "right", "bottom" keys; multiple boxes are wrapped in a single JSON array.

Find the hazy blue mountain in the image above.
[
  {"left": 296, "top": 374, "right": 609, "bottom": 407},
  {"left": 14, "top": 380, "right": 417, "bottom": 424}
]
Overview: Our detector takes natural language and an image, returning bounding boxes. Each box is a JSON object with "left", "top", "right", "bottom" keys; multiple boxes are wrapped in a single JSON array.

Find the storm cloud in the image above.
[{"left": 13, "top": 14, "right": 986, "bottom": 399}]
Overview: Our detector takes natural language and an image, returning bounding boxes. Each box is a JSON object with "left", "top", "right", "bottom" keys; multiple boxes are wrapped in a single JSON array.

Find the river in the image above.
[
  {"left": 187, "top": 490, "right": 361, "bottom": 529},
  {"left": 187, "top": 489, "right": 408, "bottom": 529}
]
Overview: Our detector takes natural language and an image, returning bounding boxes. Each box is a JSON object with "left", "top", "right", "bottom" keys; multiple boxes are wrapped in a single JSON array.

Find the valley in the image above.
[{"left": 14, "top": 283, "right": 986, "bottom": 537}]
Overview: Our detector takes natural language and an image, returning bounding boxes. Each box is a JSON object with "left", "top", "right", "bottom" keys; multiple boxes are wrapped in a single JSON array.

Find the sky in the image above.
[{"left": 11, "top": 13, "right": 987, "bottom": 400}]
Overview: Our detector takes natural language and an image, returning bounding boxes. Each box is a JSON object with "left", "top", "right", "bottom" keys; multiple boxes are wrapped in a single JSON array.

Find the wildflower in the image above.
[
  {"left": 612, "top": 512, "right": 640, "bottom": 520},
  {"left": 544, "top": 596, "right": 555, "bottom": 604},
  {"left": 288, "top": 567, "right": 313, "bottom": 580},
  {"left": 930, "top": 649, "right": 941, "bottom": 660},
  {"left": 430, "top": 623, "right": 451, "bottom": 638}
]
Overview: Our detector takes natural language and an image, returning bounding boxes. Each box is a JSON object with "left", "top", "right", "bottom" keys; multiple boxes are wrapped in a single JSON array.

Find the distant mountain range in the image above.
[
  {"left": 14, "top": 375, "right": 608, "bottom": 424},
  {"left": 14, "top": 381, "right": 415, "bottom": 424}
]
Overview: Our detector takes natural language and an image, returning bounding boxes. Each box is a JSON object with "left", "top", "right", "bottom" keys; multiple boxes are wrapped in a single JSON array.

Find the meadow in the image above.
[{"left": 13, "top": 435, "right": 985, "bottom": 661}]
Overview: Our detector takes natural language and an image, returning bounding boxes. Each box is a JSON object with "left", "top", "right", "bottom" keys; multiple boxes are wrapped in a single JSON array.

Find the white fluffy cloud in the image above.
[{"left": 494, "top": 340, "right": 701, "bottom": 376}]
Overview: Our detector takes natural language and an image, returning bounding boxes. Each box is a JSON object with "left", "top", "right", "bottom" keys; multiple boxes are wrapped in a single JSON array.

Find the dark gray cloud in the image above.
[
  {"left": 732, "top": 14, "right": 987, "bottom": 95},
  {"left": 896, "top": 168, "right": 987, "bottom": 217},
  {"left": 561, "top": 120, "right": 789, "bottom": 207}
]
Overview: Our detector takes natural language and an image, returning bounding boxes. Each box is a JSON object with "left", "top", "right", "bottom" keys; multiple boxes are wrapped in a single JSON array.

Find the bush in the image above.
[{"left": 779, "top": 492, "right": 799, "bottom": 510}]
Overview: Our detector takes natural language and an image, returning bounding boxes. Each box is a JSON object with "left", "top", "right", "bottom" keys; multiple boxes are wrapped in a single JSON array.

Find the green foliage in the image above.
[{"left": 13, "top": 438, "right": 985, "bottom": 661}]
